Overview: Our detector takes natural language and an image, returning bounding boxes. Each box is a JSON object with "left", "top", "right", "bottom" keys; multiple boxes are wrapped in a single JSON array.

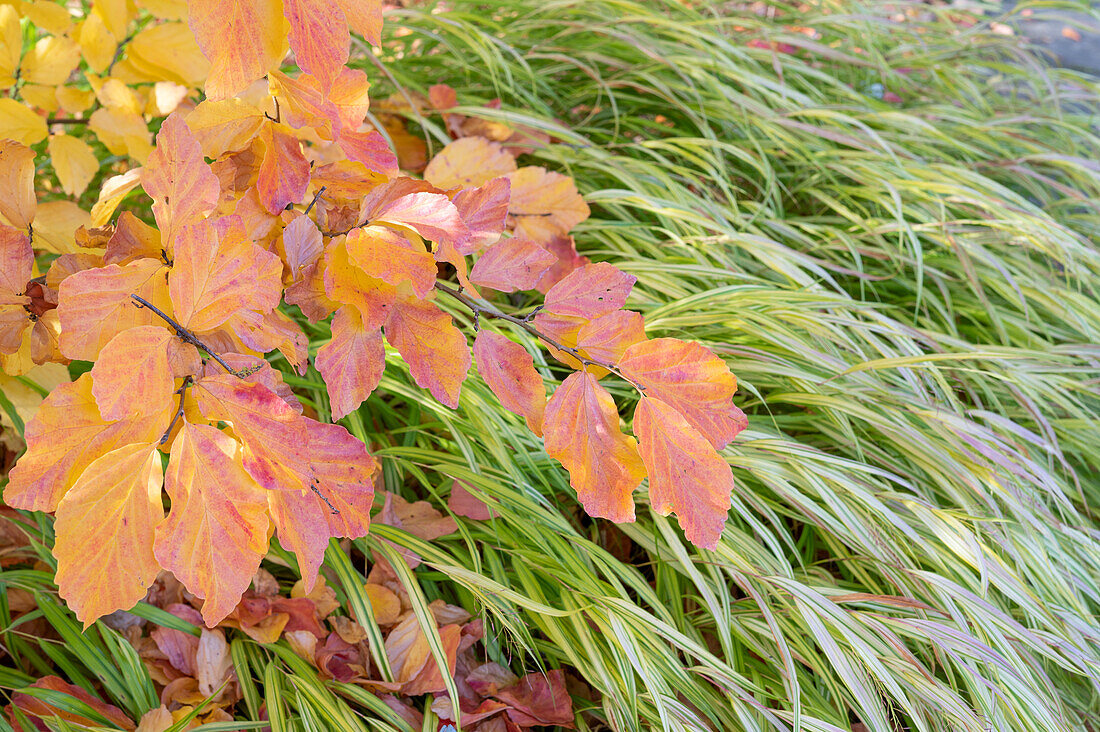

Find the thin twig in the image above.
[
  {"left": 130, "top": 295, "right": 254, "bottom": 379},
  {"left": 161, "top": 376, "right": 193, "bottom": 444},
  {"left": 434, "top": 282, "right": 644, "bottom": 391},
  {"left": 304, "top": 186, "right": 327, "bottom": 216}
]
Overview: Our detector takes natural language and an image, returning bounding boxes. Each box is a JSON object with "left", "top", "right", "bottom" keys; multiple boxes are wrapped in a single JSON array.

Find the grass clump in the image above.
[{"left": 3, "top": 0, "right": 1100, "bottom": 730}]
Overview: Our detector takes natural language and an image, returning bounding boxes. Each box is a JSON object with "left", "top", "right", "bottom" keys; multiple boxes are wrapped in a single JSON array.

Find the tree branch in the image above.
[
  {"left": 161, "top": 376, "right": 193, "bottom": 444},
  {"left": 434, "top": 281, "right": 644, "bottom": 391},
  {"left": 130, "top": 295, "right": 257, "bottom": 379}
]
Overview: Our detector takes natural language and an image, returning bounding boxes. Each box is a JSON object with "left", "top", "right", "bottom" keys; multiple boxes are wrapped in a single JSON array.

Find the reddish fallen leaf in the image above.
[
  {"left": 448, "top": 480, "right": 497, "bottom": 521},
  {"left": 10, "top": 676, "right": 135, "bottom": 731}
]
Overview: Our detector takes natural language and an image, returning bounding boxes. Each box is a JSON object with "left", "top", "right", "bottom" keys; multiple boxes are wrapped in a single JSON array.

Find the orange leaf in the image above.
[
  {"left": 542, "top": 261, "right": 636, "bottom": 318},
  {"left": 185, "top": 98, "right": 267, "bottom": 158},
  {"left": 334, "top": 0, "right": 382, "bottom": 46},
  {"left": 423, "top": 137, "right": 517, "bottom": 190},
  {"left": 473, "top": 330, "right": 545, "bottom": 435},
  {"left": 534, "top": 234, "right": 589, "bottom": 293},
  {"left": 12, "top": 677, "right": 135, "bottom": 731},
  {"left": 316, "top": 306, "right": 385, "bottom": 420},
  {"left": 469, "top": 237, "right": 555, "bottom": 293},
  {"left": 338, "top": 129, "right": 399, "bottom": 178},
  {"left": 507, "top": 166, "right": 590, "bottom": 242},
  {"left": 575, "top": 310, "right": 646, "bottom": 364},
  {"left": 0, "top": 139, "right": 36, "bottom": 230},
  {"left": 4, "top": 374, "right": 169, "bottom": 512},
  {"left": 169, "top": 217, "right": 283, "bottom": 333},
  {"left": 142, "top": 115, "right": 221, "bottom": 250},
  {"left": 57, "top": 258, "right": 171, "bottom": 361},
  {"left": 323, "top": 238, "right": 398, "bottom": 329},
  {"left": 385, "top": 614, "right": 432, "bottom": 684},
  {"left": 257, "top": 125, "right": 311, "bottom": 213},
  {"left": 453, "top": 177, "right": 510, "bottom": 251},
  {"left": 345, "top": 225, "right": 437, "bottom": 298},
  {"left": 155, "top": 420, "right": 271, "bottom": 626},
  {"left": 633, "top": 396, "right": 733, "bottom": 549},
  {"left": 360, "top": 182, "right": 470, "bottom": 251},
  {"left": 188, "top": 0, "right": 287, "bottom": 101},
  {"left": 619, "top": 338, "right": 746, "bottom": 450},
  {"left": 90, "top": 326, "right": 177, "bottom": 421},
  {"left": 283, "top": 0, "right": 349, "bottom": 91},
  {"left": 384, "top": 296, "right": 470, "bottom": 408},
  {"left": 543, "top": 371, "right": 645, "bottom": 522},
  {"left": 0, "top": 226, "right": 32, "bottom": 355},
  {"left": 54, "top": 442, "right": 164, "bottom": 627},
  {"left": 268, "top": 68, "right": 372, "bottom": 140},
  {"left": 281, "top": 212, "right": 324, "bottom": 280},
  {"left": 104, "top": 212, "right": 163, "bottom": 266}
]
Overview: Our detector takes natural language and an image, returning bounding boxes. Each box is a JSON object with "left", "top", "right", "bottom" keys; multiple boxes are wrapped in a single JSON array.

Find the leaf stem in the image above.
[
  {"left": 303, "top": 186, "right": 327, "bottom": 216},
  {"left": 433, "top": 281, "right": 644, "bottom": 391},
  {"left": 130, "top": 295, "right": 252, "bottom": 379}
]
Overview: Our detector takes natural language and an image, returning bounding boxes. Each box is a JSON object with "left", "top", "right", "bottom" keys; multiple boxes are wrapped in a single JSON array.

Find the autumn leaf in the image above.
[
  {"left": 323, "top": 238, "right": 399, "bottom": 329},
  {"left": 283, "top": 0, "right": 349, "bottom": 91},
  {"left": 142, "top": 115, "right": 221, "bottom": 250},
  {"left": 359, "top": 182, "right": 471, "bottom": 252},
  {"left": 53, "top": 442, "right": 165, "bottom": 627},
  {"left": 186, "top": 98, "right": 267, "bottom": 158},
  {"left": 188, "top": 0, "right": 288, "bottom": 100},
  {"left": 473, "top": 330, "right": 546, "bottom": 435},
  {"left": 543, "top": 371, "right": 646, "bottom": 522},
  {"left": 316, "top": 306, "right": 385, "bottom": 420},
  {"left": 257, "top": 124, "right": 311, "bottom": 214},
  {"left": 469, "top": 237, "right": 556, "bottom": 293},
  {"left": 384, "top": 296, "right": 470, "bottom": 408},
  {"left": 89, "top": 326, "right": 177, "bottom": 421},
  {"left": 0, "top": 226, "right": 32, "bottom": 356},
  {"left": 453, "top": 177, "right": 511, "bottom": 251},
  {"left": 533, "top": 261, "right": 637, "bottom": 347},
  {"left": 0, "top": 139, "right": 36, "bottom": 230},
  {"left": 345, "top": 225, "right": 437, "bottom": 298},
  {"left": 154, "top": 420, "right": 272, "bottom": 627},
  {"left": 574, "top": 310, "right": 646, "bottom": 364},
  {"left": 619, "top": 338, "right": 746, "bottom": 450},
  {"left": 4, "top": 374, "right": 169, "bottom": 512},
  {"left": 424, "top": 137, "right": 517, "bottom": 190},
  {"left": 56, "top": 257, "right": 171, "bottom": 362},
  {"left": 47, "top": 134, "right": 98, "bottom": 198},
  {"left": 633, "top": 396, "right": 734, "bottom": 549},
  {"left": 507, "top": 166, "right": 590, "bottom": 242},
  {"left": 168, "top": 216, "right": 283, "bottom": 334}
]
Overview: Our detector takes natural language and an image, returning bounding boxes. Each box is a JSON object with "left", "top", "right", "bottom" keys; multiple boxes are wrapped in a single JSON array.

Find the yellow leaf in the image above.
[
  {"left": 19, "top": 84, "right": 58, "bottom": 113},
  {"left": 136, "top": 0, "right": 187, "bottom": 20},
  {"left": 146, "top": 80, "right": 190, "bottom": 116},
  {"left": 0, "top": 98, "right": 48, "bottom": 146},
  {"left": 77, "top": 13, "right": 118, "bottom": 73},
  {"left": 22, "top": 35, "right": 82, "bottom": 86},
  {"left": 128, "top": 21, "right": 211, "bottom": 88},
  {"left": 91, "top": 0, "right": 133, "bottom": 41},
  {"left": 188, "top": 0, "right": 287, "bottom": 100},
  {"left": 0, "top": 138, "right": 37, "bottom": 229},
  {"left": 0, "top": 363, "right": 69, "bottom": 434},
  {"left": 56, "top": 85, "right": 96, "bottom": 114},
  {"left": 424, "top": 137, "right": 517, "bottom": 190},
  {"left": 49, "top": 134, "right": 99, "bottom": 198},
  {"left": 21, "top": 0, "right": 75, "bottom": 34},
  {"left": 184, "top": 97, "right": 265, "bottom": 158},
  {"left": 54, "top": 442, "right": 165, "bottom": 627},
  {"left": 95, "top": 77, "right": 143, "bottom": 115},
  {"left": 0, "top": 5, "right": 22, "bottom": 88},
  {"left": 90, "top": 168, "right": 142, "bottom": 225},
  {"left": 89, "top": 106, "right": 153, "bottom": 162},
  {"left": 31, "top": 200, "right": 91, "bottom": 254},
  {"left": 90, "top": 325, "right": 176, "bottom": 421}
]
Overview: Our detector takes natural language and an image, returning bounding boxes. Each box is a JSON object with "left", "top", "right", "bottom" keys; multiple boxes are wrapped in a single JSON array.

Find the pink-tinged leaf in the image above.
[
  {"left": 188, "top": 0, "right": 288, "bottom": 100},
  {"left": 169, "top": 217, "right": 283, "bottom": 334},
  {"left": 453, "top": 177, "right": 510, "bottom": 252},
  {"left": 428, "top": 84, "right": 457, "bottom": 111},
  {"left": 316, "top": 306, "right": 385, "bottom": 420},
  {"left": 268, "top": 68, "right": 372, "bottom": 140},
  {"left": 619, "top": 338, "right": 746, "bottom": 450},
  {"left": 268, "top": 416, "right": 377, "bottom": 590},
  {"left": 282, "top": 213, "right": 324, "bottom": 279},
  {"left": 384, "top": 296, "right": 470, "bottom": 408},
  {"left": 0, "top": 304, "right": 29, "bottom": 355},
  {"left": 423, "top": 137, "right": 516, "bottom": 190},
  {"left": 543, "top": 371, "right": 646, "bottom": 522},
  {"left": 473, "top": 330, "right": 545, "bottom": 435},
  {"left": 633, "top": 396, "right": 733, "bottom": 549},
  {"left": 338, "top": 129, "right": 399, "bottom": 178},
  {"left": 542, "top": 262, "right": 636, "bottom": 318},
  {"left": 495, "top": 669, "right": 575, "bottom": 728},
  {"left": 283, "top": 0, "right": 349, "bottom": 91},
  {"left": 203, "top": 353, "right": 302, "bottom": 413},
  {"left": 228, "top": 308, "right": 310, "bottom": 375},
  {"left": 257, "top": 125, "right": 311, "bottom": 214},
  {"left": 575, "top": 310, "right": 646, "bottom": 364},
  {"left": 345, "top": 225, "right": 436, "bottom": 298},
  {"left": 142, "top": 115, "right": 220, "bottom": 250},
  {"left": 507, "top": 166, "right": 590, "bottom": 242},
  {"left": 286, "top": 261, "right": 339, "bottom": 322},
  {"left": 0, "top": 224, "right": 32, "bottom": 299},
  {"left": 448, "top": 480, "right": 496, "bottom": 521},
  {"left": 4, "top": 374, "right": 169, "bottom": 512},
  {"left": 104, "top": 212, "right": 162, "bottom": 266},
  {"left": 361, "top": 189, "right": 470, "bottom": 252},
  {"left": 57, "top": 258, "right": 171, "bottom": 362},
  {"left": 54, "top": 442, "right": 164, "bottom": 627},
  {"left": 535, "top": 234, "right": 589, "bottom": 293},
  {"left": 469, "top": 237, "right": 555, "bottom": 293},
  {"left": 90, "top": 326, "right": 176, "bottom": 421},
  {"left": 377, "top": 492, "right": 457, "bottom": 569},
  {"left": 155, "top": 420, "right": 271, "bottom": 626},
  {"left": 193, "top": 375, "right": 313, "bottom": 493},
  {"left": 0, "top": 139, "right": 37, "bottom": 231},
  {"left": 323, "top": 239, "right": 399, "bottom": 330},
  {"left": 334, "top": 0, "right": 382, "bottom": 45}
]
